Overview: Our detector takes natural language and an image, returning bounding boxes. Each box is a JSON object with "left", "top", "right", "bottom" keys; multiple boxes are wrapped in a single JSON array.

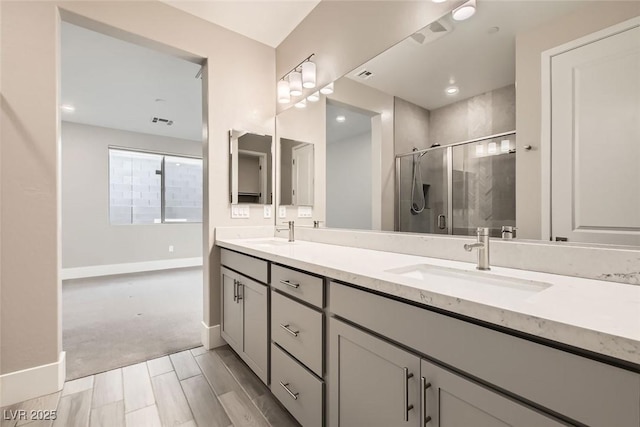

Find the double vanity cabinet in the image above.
[{"left": 219, "top": 245, "right": 640, "bottom": 427}]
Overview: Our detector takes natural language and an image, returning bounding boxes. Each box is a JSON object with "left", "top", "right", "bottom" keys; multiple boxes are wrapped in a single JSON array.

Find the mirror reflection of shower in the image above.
[{"left": 397, "top": 133, "right": 516, "bottom": 237}]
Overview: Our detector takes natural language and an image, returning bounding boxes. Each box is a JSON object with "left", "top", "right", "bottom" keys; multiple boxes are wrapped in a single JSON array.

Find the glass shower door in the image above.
[{"left": 451, "top": 136, "right": 516, "bottom": 237}]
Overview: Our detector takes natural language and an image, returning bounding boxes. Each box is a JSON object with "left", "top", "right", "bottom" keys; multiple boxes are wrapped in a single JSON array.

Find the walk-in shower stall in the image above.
[{"left": 396, "top": 131, "right": 516, "bottom": 237}]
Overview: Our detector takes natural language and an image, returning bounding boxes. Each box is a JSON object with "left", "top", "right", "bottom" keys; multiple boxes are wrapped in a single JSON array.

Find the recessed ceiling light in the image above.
[
  {"left": 445, "top": 86, "right": 459, "bottom": 95},
  {"left": 336, "top": 115, "right": 346, "bottom": 123},
  {"left": 60, "top": 104, "right": 75, "bottom": 113},
  {"left": 432, "top": 0, "right": 447, "bottom": 3},
  {"left": 452, "top": 0, "right": 476, "bottom": 21}
]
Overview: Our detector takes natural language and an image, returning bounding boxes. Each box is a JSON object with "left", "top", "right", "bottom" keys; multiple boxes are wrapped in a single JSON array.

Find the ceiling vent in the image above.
[
  {"left": 411, "top": 18, "right": 452, "bottom": 45},
  {"left": 355, "top": 69, "right": 374, "bottom": 80},
  {"left": 151, "top": 117, "right": 174, "bottom": 126}
]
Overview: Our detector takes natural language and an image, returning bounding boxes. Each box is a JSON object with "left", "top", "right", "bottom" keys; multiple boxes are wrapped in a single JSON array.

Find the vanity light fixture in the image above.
[
  {"left": 278, "top": 54, "right": 316, "bottom": 101},
  {"left": 488, "top": 142, "right": 497, "bottom": 154},
  {"left": 289, "top": 71, "right": 303, "bottom": 96},
  {"left": 302, "top": 61, "right": 316, "bottom": 88},
  {"left": 452, "top": 0, "right": 476, "bottom": 21},
  {"left": 278, "top": 80, "right": 291, "bottom": 104},
  {"left": 295, "top": 99, "right": 307, "bottom": 109},
  {"left": 307, "top": 91, "right": 320, "bottom": 102},
  {"left": 320, "top": 82, "right": 334, "bottom": 95},
  {"left": 445, "top": 85, "right": 459, "bottom": 95},
  {"left": 336, "top": 115, "right": 346, "bottom": 123},
  {"left": 476, "top": 144, "right": 484, "bottom": 156},
  {"left": 501, "top": 139, "right": 510, "bottom": 152},
  {"left": 60, "top": 104, "right": 75, "bottom": 113}
]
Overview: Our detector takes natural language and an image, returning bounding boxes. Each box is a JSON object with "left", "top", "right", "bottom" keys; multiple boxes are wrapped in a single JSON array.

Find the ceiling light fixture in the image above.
[
  {"left": 295, "top": 99, "right": 307, "bottom": 109},
  {"left": 60, "top": 104, "right": 75, "bottom": 113},
  {"left": 278, "top": 54, "right": 316, "bottom": 103},
  {"left": 452, "top": 0, "right": 476, "bottom": 21},
  {"left": 320, "top": 82, "right": 334, "bottom": 95},
  {"left": 336, "top": 115, "right": 346, "bottom": 123},
  {"left": 307, "top": 91, "right": 320, "bottom": 102},
  {"left": 431, "top": 0, "right": 447, "bottom": 3},
  {"left": 445, "top": 85, "right": 459, "bottom": 95}
]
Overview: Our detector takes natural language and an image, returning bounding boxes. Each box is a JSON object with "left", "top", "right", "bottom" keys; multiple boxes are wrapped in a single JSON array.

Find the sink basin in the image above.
[
  {"left": 252, "top": 239, "right": 293, "bottom": 248},
  {"left": 385, "top": 264, "right": 551, "bottom": 298}
]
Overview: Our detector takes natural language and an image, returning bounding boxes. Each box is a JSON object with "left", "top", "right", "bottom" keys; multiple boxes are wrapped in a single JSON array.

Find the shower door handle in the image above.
[{"left": 437, "top": 215, "right": 446, "bottom": 230}]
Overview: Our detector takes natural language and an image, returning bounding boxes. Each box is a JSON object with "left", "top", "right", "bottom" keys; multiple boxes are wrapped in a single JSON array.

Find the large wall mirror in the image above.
[
  {"left": 274, "top": 1, "right": 639, "bottom": 246},
  {"left": 229, "top": 130, "right": 273, "bottom": 205}
]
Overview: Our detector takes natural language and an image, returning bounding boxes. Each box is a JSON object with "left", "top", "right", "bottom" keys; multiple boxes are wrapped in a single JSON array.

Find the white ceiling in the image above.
[
  {"left": 61, "top": 22, "right": 203, "bottom": 141},
  {"left": 161, "top": 0, "right": 321, "bottom": 48},
  {"left": 347, "top": 1, "right": 587, "bottom": 111}
]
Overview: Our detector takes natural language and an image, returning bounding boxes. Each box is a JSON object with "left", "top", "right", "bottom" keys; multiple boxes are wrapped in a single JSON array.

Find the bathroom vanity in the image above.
[{"left": 217, "top": 237, "right": 640, "bottom": 427}]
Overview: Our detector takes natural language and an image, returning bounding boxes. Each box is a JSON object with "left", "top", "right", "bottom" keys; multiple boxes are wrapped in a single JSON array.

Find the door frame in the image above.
[
  {"left": 291, "top": 142, "right": 314, "bottom": 206},
  {"left": 539, "top": 16, "right": 640, "bottom": 241}
]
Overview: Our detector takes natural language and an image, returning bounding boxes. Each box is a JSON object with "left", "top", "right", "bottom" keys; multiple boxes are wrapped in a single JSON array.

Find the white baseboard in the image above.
[
  {"left": 201, "top": 322, "right": 226, "bottom": 350},
  {"left": 61, "top": 257, "right": 203, "bottom": 280},
  {"left": 0, "top": 352, "right": 66, "bottom": 407}
]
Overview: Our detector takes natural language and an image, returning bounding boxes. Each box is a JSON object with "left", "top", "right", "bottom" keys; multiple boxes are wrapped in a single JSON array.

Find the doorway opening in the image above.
[{"left": 60, "top": 21, "right": 205, "bottom": 380}]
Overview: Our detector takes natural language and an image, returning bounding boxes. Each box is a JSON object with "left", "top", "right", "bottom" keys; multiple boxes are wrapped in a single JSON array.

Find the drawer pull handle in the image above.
[
  {"left": 279, "top": 381, "right": 299, "bottom": 400},
  {"left": 404, "top": 368, "right": 414, "bottom": 422},
  {"left": 280, "top": 324, "right": 299, "bottom": 337},
  {"left": 279, "top": 279, "right": 300, "bottom": 289},
  {"left": 421, "top": 376, "right": 432, "bottom": 425}
]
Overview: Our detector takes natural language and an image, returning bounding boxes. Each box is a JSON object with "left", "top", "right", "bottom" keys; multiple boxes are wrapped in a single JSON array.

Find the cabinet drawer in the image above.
[
  {"left": 272, "top": 264, "right": 323, "bottom": 308},
  {"left": 271, "top": 343, "right": 323, "bottom": 427},
  {"left": 329, "top": 281, "right": 640, "bottom": 427},
  {"left": 272, "top": 291, "right": 323, "bottom": 376},
  {"left": 221, "top": 248, "right": 268, "bottom": 283}
]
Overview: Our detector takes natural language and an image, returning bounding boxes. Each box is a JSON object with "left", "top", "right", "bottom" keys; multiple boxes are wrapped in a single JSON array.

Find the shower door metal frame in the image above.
[{"left": 394, "top": 130, "right": 516, "bottom": 233}]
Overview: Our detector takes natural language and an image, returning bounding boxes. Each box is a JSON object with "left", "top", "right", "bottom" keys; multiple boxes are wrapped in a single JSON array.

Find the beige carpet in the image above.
[{"left": 63, "top": 267, "right": 202, "bottom": 380}]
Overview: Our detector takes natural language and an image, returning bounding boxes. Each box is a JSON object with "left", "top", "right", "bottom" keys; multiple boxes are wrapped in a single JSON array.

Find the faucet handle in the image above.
[
  {"left": 476, "top": 227, "right": 490, "bottom": 236},
  {"left": 313, "top": 220, "right": 323, "bottom": 228}
]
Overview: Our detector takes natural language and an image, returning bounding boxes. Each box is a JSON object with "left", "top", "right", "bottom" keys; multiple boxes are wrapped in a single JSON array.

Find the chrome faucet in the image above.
[
  {"left": 313, "top": 220, "right": 323, "bottom": 229},
  {"left": 464, "top": 227, "right": 490, "bottom": 270},
  {"left": 276, "top": 221, "right": 295, "bottom": 242},
  {"left": 501, "top": 225, "right": 516, "bottom": 240}
]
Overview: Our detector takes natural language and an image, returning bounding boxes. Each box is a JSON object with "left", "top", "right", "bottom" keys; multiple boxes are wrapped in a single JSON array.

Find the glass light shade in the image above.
[
  {"left": 307, "top": 91, "right": 320, "bottom": 102},
  {"left": 302, "top": 61, "right": 316, "bottom": 89},
  {"left": 452, "top": 0, "right": 476, "bottom": 21},
  {"left": 320, "top": 82, "right": 334, "bottom": 95},
  {"left": 277, "top": 80, "right": 291, "bottom": 104},
  {"left": 501, "top": 140, "right": 510, "bottom": 152},
  {"left": 475, "top": 144, "right": 484, "bottom": 156},
  {"left": 295, "top": 99, "right": 307, "bottom": 109},
  {"left": 289, "top": 71, "right": 303, "bottom": 96},
  {"left": 488, "top": 142, "right": 497, "bottom": 154}
]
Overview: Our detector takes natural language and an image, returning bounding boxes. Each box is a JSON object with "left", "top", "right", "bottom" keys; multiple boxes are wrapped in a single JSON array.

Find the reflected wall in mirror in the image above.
[
  {"left": 275, "top": 1, "right": 639, "bottom": 246},
  {"left": 280, "top": 139, "right": 314, "bottom": 206},
  {"left": 229, "top": 130, "right": 273, "bottom": 205}
]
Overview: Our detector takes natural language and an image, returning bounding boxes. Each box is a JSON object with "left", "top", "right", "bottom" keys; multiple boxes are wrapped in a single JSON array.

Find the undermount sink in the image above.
[
  {"left": 252, "top": 239, "right": 293, "bottom": 248},
  {"left": 385, "top": 264, "right": 551, "bottom": 297}
]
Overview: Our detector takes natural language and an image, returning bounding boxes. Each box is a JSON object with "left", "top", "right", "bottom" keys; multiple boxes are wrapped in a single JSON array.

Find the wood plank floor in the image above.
[{"left": 1, "top": 346, "right": 299, "bottom": 427}]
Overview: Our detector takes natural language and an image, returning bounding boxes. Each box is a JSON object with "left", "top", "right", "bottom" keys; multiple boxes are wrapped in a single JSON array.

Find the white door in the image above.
[
  {"left": 551, "top": 22, "right": 640, "bottom": 245},
  {"left": 292, "top": 143, "right": 314, "bottom": 206}
]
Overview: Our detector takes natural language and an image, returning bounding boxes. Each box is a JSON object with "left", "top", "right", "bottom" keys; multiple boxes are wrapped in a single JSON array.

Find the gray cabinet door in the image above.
[
  {"left": 421, "top": 359, "right": 564, "bottom": 427},
  {"left": 221, "top": 267, "right": 242, "bottom": 354},
  {"left": 240, "top": 275, "right": 268, "bottom": 384},
  {"left": 329, "top": 318, "right": 420, "bottom": 427}
]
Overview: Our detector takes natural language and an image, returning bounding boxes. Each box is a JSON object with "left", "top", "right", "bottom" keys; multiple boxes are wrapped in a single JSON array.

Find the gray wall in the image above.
[
  {"left": 394, "top": 97, "right": 431, "bottom": 155},
  {"left": 429, "top": 84, "right": 515, "bottom": 146},
  {"left": 62, "top": 121, "right": 202, "bottom": 268},
  {"left": 327, "top": 131, "right": 372, "bottom": 229}
]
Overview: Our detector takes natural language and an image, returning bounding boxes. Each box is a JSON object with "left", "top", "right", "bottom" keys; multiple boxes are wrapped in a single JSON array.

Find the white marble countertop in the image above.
[{"left": 216, "top": 237, "right": 640, "bottom": 366}]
